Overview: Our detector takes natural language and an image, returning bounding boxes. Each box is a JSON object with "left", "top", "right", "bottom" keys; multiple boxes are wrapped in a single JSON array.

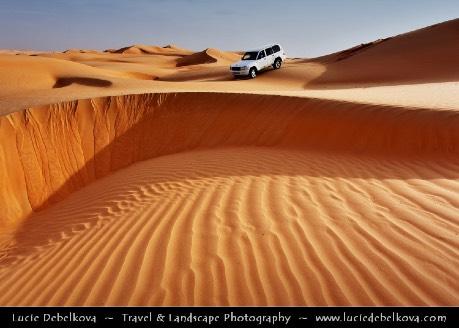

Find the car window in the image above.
[
  {"left": 242, "top": 52, "right": 258, "bottom": 60},
  {"left": 257, "top": 50, "right": 266, "bottom": 59},
  {"left": 265, "top": 47, "right": 273, "bottom": 55},
  {"left": 272, "top": 45, "right": 280, "bottom": 53}
]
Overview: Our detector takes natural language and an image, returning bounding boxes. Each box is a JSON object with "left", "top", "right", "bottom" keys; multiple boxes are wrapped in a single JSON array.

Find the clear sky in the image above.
[{"left": 0, "top": 0, "right": 457, "bottom": 57}]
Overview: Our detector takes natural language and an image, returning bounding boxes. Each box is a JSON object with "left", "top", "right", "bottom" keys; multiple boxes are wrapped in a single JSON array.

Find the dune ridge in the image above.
[
  {"left": 2, "top": 19, "right": 459, "bottom": 114},
  {"left": 176, "top": 48, "right": 240, "bottom": 67},
  {"left": 0, "top": 18, "right": 458, "bottom": 306},
  {"left": 105, "top": 44, "right": 193, "bottom": 56},
  {"left": 308, "top": 18, "right": 459, "bottom": 87},
  {"left": 0, "top": 93, "right": 458, "bottom": 306},
  {"left": 1, "top": 92, "right": 459, "bottom": 228}
]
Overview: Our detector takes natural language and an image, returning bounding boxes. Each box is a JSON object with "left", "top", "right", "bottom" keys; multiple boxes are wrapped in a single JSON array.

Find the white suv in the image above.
[{"left": 230, "top": 44, "right": 286, "bottom": 78}]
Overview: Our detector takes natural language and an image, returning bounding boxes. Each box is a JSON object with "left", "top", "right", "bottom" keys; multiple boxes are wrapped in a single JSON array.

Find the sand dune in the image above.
[
  {"left": 176, "top": 48, "right": 240, "bottom": 67},
  {"left": 106, "top": 44, "right": 193, "bottom": 56},
  {"left": 2, "top": 92, "right": 458, "bottom": 224},
  {"left": 308, "top": 18, "right": 459, "bottom": 87},
  {"left": 0, "top": 19, "right": 459, "bottom": 306},
  {"left": 2, "top": 21, "right": 459, "bottom": 113},
  {"left": 0, "top": 147, "right": 458, "bottom": 306},
  {"left": 0, "top": 93, "right": 458, "bottom": 306},
  {"left": 0, "top": 54, "right": 133, "bottom": 94},
  {"left": 63, "top": 49, "right": 100, "bottom": 54}
]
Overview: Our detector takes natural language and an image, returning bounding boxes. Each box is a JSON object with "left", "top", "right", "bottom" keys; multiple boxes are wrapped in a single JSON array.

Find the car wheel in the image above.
[
  {"left": 249, "top": 67, "right": 257, "bottom": 79},
  {"left": 273, "top": 58, "right": 282, "bottom": 69}
]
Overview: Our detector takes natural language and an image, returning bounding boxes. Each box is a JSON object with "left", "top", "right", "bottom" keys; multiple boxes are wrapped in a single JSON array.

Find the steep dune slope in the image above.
[
  {"left": 0, "top": 92, "right": 458, "bottom": 306},
  {"left": 2, "top": 92, "right": 459, "bottom": 227},
  {"left": 1, "top": 18, "right": 459, "bottom": 306},
  {"left": 2, "top": 20, "right": 459, "bottom": 114},
  {"left": 309, "top": 18, "right": 459, "bottom": 87}
]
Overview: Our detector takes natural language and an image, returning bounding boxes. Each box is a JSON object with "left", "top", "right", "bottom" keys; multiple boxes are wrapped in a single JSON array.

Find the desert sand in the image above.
[{"left": 0, "top": 19, "right": 458, "bottom": 306}]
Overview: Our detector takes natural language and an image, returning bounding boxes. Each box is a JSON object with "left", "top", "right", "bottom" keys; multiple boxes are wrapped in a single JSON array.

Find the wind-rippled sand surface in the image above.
[
  {"left": 0, "top": 19, "right": 458, "bottom": 305},
  {"left": 0, "top": 148, "right": 458, "bottom": 305}
]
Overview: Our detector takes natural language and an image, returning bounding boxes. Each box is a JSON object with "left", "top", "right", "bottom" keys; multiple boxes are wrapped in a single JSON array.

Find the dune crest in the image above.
[
  {"left": 0, "top": 92, "right": 457, "bottom": 306},
  {"left": 309, "top": 18, "right": 459, "bottom": 86},
  {"left": 0, "top": 19, "right": 459, "bottom": 306},
  {"left": 106, "top": 44, "right": 193, "bottom": 56},
  {"left": 1, "top": 92, "right": 459, "bottom": 227},
  {"left": 176, "top": 48, "right": 240, "bottom": 67}
]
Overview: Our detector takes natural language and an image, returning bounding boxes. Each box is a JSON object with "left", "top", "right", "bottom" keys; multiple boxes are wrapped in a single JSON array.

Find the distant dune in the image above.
[
  {"left": 176, "top": 48, "right": 240, "bottom": 67},
  {"left": 63, "top": 49, "right": 100, "bottom": 54},
  {"left": 105, "top": 44, "right": 193, "bottom": 56},
  {"left": 0, "top": 19, "right": 458, "bottom": 306}
]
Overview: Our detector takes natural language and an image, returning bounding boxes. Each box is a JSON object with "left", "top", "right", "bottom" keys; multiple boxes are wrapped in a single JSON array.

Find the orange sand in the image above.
[{"left": 0, "top": 19, "right": 458, "bottom": 306}]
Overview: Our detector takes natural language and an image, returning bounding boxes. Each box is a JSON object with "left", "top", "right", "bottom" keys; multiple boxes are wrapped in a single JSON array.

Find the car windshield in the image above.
[{"left": 242, "top": 52, "right": 258, "bottom": 60}]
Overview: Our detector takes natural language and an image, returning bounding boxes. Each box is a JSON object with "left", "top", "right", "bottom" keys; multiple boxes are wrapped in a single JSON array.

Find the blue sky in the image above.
[{"left": 0, "top": 0, "right": 457, "bottom": 57}]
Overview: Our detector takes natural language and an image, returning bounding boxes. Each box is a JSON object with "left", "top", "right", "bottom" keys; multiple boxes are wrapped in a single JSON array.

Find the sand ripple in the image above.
[{"left": 0, "top": 148, "right": 457, "bottom": 305}]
